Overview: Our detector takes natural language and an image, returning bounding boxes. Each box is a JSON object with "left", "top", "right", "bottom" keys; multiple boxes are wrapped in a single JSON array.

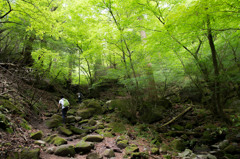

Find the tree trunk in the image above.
[
  {"left": 207, "top": 16, "right": 231, "bottom": 124},
  {"left": 21, "top": 34, "right": 35, "bottom": 66}
]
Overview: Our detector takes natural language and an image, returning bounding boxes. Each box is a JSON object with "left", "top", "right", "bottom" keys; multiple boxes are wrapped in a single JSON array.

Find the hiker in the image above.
[
  {"left": 58, "top": 96, "right": 70, "bottom": 124},
  {"left": 77, "top": 92, "right": 82, "bottom": 103}
]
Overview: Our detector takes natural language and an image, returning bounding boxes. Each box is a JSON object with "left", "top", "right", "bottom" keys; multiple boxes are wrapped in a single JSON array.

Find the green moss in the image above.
[
  {"left": 0, "top": 99, "right": 21, "bottom": 114},
  {"left": 20, "top": 119, "right": 32, "bottom": 130},
  {"left": 117, "top": 140, "right": 128, "bottom": 149},
  {"left": 79, "top": 119, "right": 89, "bottom": 124},
  {"left": 151, "top": 147, "right": 159, "bottom": 155},
  {"left": 69, "top": 126, "right": 87, "bottom": 134},
  {"left": 77, "top": 108, "right": 95, "bottom": 119},
  {"left": 125, "top": 144, "right": 139, "bottom": 154},
  {"left": 171, "top": 138, "right": 186, "bottom": 152},
  {"left": 172, "top": 124, "right": 184, "bottom": 131},
  {"left": 109, "top": 122, "right": 126, "bottom": 133}
]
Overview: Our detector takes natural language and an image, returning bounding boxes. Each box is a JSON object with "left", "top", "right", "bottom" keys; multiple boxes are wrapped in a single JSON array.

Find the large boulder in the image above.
[
  {"left": 54, "top": 145, "right": 75, "bottom": 157},
  {"left": 75, "top": 140, "right": 94, "bottom": 154},
  {"left": 46, "top": 114, "right": 62, "bottom": 128}
]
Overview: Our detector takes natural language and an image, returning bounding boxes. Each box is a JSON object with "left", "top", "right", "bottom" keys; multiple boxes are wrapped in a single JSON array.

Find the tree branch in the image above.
[{"left": 0, "top": 0, "right": 12, "bottom": 19}]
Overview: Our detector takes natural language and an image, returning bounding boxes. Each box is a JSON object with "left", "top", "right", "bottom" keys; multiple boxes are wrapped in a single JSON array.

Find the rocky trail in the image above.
[
  {"left": 2, "top": 97, "right": 240, "bottom": 159},
  {"left": 23, "top": 107, "right": 162, "bottom": 159}
]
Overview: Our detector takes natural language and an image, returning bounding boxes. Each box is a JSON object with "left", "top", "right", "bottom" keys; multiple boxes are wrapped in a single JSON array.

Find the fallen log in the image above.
[{"left": 159, "top": 106, "right": 193, "bottom": 128}]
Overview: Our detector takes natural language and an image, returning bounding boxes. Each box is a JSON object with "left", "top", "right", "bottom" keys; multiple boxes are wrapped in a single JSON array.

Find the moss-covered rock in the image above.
[
  {"left": 77, "top": 108, "right": 95, "bottom": 119},
  {"left": 193, "top": 144, "right": 210, "bottom": 153},
  {"left": 171, "top": 138, "right": 186, "bottom": 152},
  {"left": 0, "top": 99, "right": 21, "bottom": 114},
  {"left": 46, "top": 147, "right": 56, "bottom": 154},
  {"left": 0, "top": 112, "right": 9, "bottom": 130},
  {"left": 125, "top": 144, "right": 139, "bottom": 154},
  {"left": 44, "top": 134, "right": 67, "bottom": 146},
  {"left": 84, "top": 135, "right": 104, "bottom": 142},
  {"left": 75, "top": 140, "right": 94, "bottom": 154},
  {"left": 159, "top": 143, "right": 170, "bottom": 153},
  {"left": 16, "top": 148, "right": 40, "bottom": 159},
  {"left": 103, "top": 149, "right": 115, "bottom": 158},
  {"left": 79, "top": 119, "right": 89, "bottom": 124},
  {"left": 54, "top": 145, "right": 75, "bottom": 157},
  {"left": 69, "top": 126, "right": 87, "bottom": 135},
  {"left": 66, "top": 115, "right": 76, "bottom": 123},
  {"left": 67, "top": 109, "right": 76, "bottom": 116},
  {"left": 219, "top": 140, "right": 229, "bottom": 150},
  {"left": 75, "top": 116, "right": 82, "bottom": 121},
  {"left": 224, "top": 143, "right": 240, "bottom": 154},
  {"left": 86, "top": 152, "right": 102, "bottom": 159},
  {"left": 77, "top": 99, "right": 103, "bottom": 119},
  {"left": 109, "top": 122, "right": 126, "bottom": 133},
  {"left": 172, "top": 124, "right": 184, "bottom": 131},
  {"left": 117, "top": 140, "right": 128, "bottom": 149},
  {"left": 58, "top": 126, "right": 73, "bottom": 136},
  {"left": 151, "top": 147, "right": 159, "bottom": 155},
  {"left": 46, "top": 114, "right": 62, "bottom": 128},
  {"left": 30, "top": 131, "right": 43, "bottom": 140},
  {"left": 130, "top": 152, "right": 148, "bottom": 159},
  {"left": 44, "top": 134, "right": 58, "bottom": 143},
  {"left": 88, "top": 119, "right": 97, "bottom": 126},
  {"left": 82, "top": 125, "right": 97, "bottom": 131},
  {"left": 102, "top": 131, "right": 114, "bottom": 137},
  {"left": 53, "top": 137, "right": 68, "bottom": 146}
]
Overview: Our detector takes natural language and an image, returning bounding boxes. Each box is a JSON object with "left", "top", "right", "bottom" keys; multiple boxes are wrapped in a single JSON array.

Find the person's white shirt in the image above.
[{"left": 59, "top": 98, "right": 65, "bottom": 109}]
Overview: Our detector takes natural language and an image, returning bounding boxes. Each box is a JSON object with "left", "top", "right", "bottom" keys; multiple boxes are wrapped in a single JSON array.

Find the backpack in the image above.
[{"left": 63, "top": 98, "right": 70, "bottom": 107}]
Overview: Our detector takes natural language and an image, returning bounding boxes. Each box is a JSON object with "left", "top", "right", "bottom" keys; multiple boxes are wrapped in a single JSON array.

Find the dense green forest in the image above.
[{"left": 0, "top": 0, "right": 240, "bottom": 158}]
